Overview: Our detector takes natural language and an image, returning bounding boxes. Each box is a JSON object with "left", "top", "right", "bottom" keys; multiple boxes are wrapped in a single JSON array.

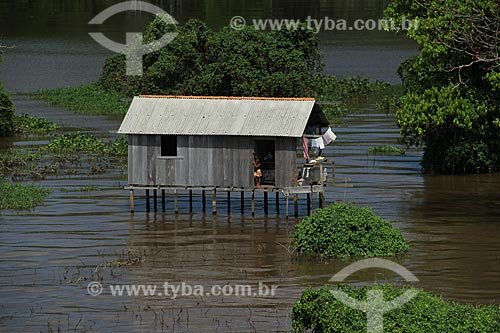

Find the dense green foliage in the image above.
[
  {"left": 0, "top": 84, "right": 14, "bottom": 137},
  {"left": 13, "top": 114, "right": 60, "bottom": 134},
  {"left": 292, "top": 203, "right": 409, "bottom": 259},
  {"left": 385, "top": 0, "right": 500, "bottom": 174},
  {"left": 100, "top": 18, "right": 323, "bottom": 98},
  {"left": 368, "top": 145, "right": 405, "bottom": 156},
  {"left": 29, "top": 83, "right": 129, "bottom": 116},
  {"left": 45, "top": 132, "right": 107, "bottom": 153},
  {"left": 292, "top": 284, "right": 500, "bottom": 332},
  {"left": 0, "top": 179, "right": 50, "bottom": 210},
  {"left": 44, "top": 132, "right": 127, "bottom": 156}
]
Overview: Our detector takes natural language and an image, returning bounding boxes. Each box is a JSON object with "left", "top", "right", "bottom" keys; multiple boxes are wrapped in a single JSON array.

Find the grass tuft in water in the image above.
[
  {"left": 60, "top": 185, "right": 98, "bottom": 192},
  {"left": 368, "top": 145, "right": 405, "bottom": 156},
  {"left": 28, "top": 83, "right": 129, "bottom": 116}
]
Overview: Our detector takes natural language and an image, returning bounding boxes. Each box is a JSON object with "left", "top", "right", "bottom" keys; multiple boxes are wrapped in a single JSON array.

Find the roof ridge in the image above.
[{"left": 138, "top": 95, "right": 315, "bottom": 101}]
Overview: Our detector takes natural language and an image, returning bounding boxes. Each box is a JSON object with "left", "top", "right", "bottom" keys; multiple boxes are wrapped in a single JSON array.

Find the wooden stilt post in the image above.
[
  {"left": 294, "top": 194, "right": 299, "bottom": 217},
  {"left": 285, "top": 194, "right": 289, "bottom": 219},
  {"left": 251, "top": 190, "right": 255, "bottom": 216},
  {"left": 129, "top": 189, "right": 135, "bottom": 213},
  {"left": 153, "top": 189, "right": 158, "bottom": 212},
  {"left": 189, "top": 190, "right": 193, "bottom": 213},
  {"left": 161, "top": 190, "right": 166, "bottom": 212},
  {"left": 240, "top": 188, "right": 244, "bottom": 214},
  {"left": 212, "top": 188, "right": 217, "bottom": 215},
  {"left": 264, "top": 191, "right": 268, "bottom": 215},
  {"left": 319, "top": 192, "right": 325, "bottom": 208},
  {"left": 146, "top": 190, "right": 150, "bottom": 212},
  {"left": 275, "top": 192, "right": 280, "bottom": 215},
  {"left": 202, "top": 188, "right": 206, "bottom": 213},
  {"left": 174, "top": 190, "right": 178, "bottom": 214},
  {"left": 307, "top": 193, "right": 311, "bottom": 216},
  {"left": 227, "top": 191, "right": 231, "bottom": 214}
]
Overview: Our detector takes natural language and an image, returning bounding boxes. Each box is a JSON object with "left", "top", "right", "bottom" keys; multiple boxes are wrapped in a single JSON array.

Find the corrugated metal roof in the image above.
[{"left": 118, "top": 96, "right": 316, "bottom": 137}]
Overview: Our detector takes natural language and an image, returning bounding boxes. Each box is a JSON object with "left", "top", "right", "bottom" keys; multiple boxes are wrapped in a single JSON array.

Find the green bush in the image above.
[
  {"left": 368, "top": 145, "right": 405, "bottom": 156},
  {"left": 0, "top": 87, "right": 14, "bottom": 137},
  {"left": 0, "top": 180, "right": 50, "bottom": 210},
  {"left": 13, "top": 114, "right": 60, "bottom": 134},
  {"left": 292, "top": 284, "right": 500, "bottom": 333},
  {"left": 44, "top": 132, "right": 107, "bottom": 153},
  {"left": 292, "top": 203, "right": 409, "bottom": 259}
]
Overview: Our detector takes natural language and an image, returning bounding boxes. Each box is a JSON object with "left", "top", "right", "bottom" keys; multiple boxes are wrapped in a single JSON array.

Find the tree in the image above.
[
  {"left": 0, "top": 45, "right": 14, "bottom": 137},
  {"left": 99, "top": 18, "right": 323, "bottom": 98},
  {"left": 385, "top": 0, "right": 500, "bottom": 173}
]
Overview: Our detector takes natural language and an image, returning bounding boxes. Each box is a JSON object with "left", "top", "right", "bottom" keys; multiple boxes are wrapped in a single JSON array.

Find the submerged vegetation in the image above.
[
  {"left": 28, "top": 83, "right": 129, "bottom": 116},
  {"left": 0, "top": 179, "right": 50, "bottom": 210},
  {"left": 368, "top": 145, "right": 405, "bottom": 156},
  {"left": 44, "top": 132, "right": 128, "bottom": 169},
  {"left": 13, "top": 114, "right": 60, "bottom": 133},
  {"left": 292, "top": 203, "right": 409, "bottom": 259},
  {"left": 45, "top": 132, "right": 107, "bottom": 153},
  {"left": 0, "top": 122, "right": 127, "bottom": 211},
  {"left": 293, "top": 284, "right": 500, "bottom": 333}
]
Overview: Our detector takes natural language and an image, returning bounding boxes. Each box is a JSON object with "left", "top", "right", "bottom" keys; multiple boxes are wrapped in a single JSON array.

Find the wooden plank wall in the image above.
[
  {"left": 128, "top": 135, "right": 297, "bottom": 188},
  {"left": 275, "top": 137, "right": 299, "bottom": 188}
]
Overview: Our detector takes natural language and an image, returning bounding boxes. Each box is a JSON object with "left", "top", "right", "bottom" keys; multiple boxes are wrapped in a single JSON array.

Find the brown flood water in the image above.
[
  {"left": 0, "top": 97, "right": 498, "bottom": 332},
  {"left": 0, "top": 1, "right": 498, "bottom": 331}
]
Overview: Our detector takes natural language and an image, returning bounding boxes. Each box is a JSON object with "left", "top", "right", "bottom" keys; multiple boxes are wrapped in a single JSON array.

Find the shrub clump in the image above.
[
  {"left": 292, "top": 284, "right": 500, "bottom": 333},
  {"left": 292, "top": 203, "right": 409, "bottom": 259},
  {"left": 44, "top": 132, "right": 107, "bottom": 154},
  {"left": 13, "top": 114, "right": 60, "bottom": 134},
  {"left": 368, "top": 145, "right": 405, "bottom": 156},
  {"left": 0, "top": 86, "right": 14, "bottom": 137},
  {"left": 0, "top": 180, "right": 51, "bottom": 210}
]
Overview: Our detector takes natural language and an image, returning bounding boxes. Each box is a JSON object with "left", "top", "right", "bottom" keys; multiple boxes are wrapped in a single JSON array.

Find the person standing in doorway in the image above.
[{"left": 253, "top": 153, "right": 262, "bottom": 187}]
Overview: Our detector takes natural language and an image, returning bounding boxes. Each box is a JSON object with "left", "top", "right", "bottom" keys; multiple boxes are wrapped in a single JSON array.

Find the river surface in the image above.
[
  {"left": 0, "top": 97, "right": 499, "bottom": 332},
  {"left": 0, "top": 1, "right": 499, "bottom": 332},
  {"left": 0, "top": 0, "right": 418, "bottom": 92}
]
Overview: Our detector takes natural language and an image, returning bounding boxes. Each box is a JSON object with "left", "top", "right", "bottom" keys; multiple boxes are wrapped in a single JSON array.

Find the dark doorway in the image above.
[{"left": 254, "top": 139, "right": 275, "bottom": 185}]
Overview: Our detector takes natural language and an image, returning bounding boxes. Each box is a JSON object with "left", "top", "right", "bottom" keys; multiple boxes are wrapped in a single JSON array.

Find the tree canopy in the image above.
[
  {"left": 0, "top": 47, "right": 14, "bottom": 137},
  {"left": 99, "top": 18, "right": 323, "bottom": 98},
  {"left": 385, "top": 0, "right": 500, "bottom": 173}
]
